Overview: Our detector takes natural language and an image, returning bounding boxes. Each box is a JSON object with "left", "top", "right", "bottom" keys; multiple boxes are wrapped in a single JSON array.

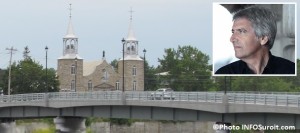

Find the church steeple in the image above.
[
  {"left": 62, "top": 4, "right": 80, "bottom": 58},
  {"left": 123, "top": 7, "right": 141, "bottom": 60},
  {"left": 65, "top": 4, "right": 76, "bottom": 38},
  {"left": 126, "top": 8, "right": 137, "bottom": 41}
]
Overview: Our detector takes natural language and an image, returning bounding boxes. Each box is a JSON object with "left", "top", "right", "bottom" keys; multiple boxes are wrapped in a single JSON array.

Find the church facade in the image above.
[{"left": 57, "top": 6, "right": 144, "bottom": 92}]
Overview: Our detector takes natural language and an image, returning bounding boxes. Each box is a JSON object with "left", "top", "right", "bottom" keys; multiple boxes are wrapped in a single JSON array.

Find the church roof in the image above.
[
  {"left": 64, "top": 18, "right": 77, "bottom": 38},
  {"left": 120, "top": 55, "right": 143, "bottom": 61},
  {"left": 126, "top": 8, "right": 137, "bottom": 41},
  {"left": 126, "top": 21, "right": 137, "bottom": 41},
  {"left": 126, "top": 55, "right": 143, "bottom": 60},
  {"left": 58, "top": 54, "right": 83, "bottom": 60},
  {"left": 83, "top": 60, "right": 104, "bottom": 76}
]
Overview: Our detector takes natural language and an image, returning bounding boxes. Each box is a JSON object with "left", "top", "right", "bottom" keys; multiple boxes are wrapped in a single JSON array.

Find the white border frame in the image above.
[{"left": 212, "top": 2, "right": 297, "bottom": 77}]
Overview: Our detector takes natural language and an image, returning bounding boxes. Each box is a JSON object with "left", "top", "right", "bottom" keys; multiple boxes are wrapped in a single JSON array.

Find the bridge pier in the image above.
[
  {"left": 0, "top": 119, "right": 16, "bottom": 133},
  {"left": 54, "top": 117, "right": 86, "bottom": 133}
]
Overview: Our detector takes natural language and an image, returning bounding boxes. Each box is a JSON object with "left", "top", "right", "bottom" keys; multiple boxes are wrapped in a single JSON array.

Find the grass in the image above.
[{"left": 32, "top": 127, "right": 56, "bottom": 133}]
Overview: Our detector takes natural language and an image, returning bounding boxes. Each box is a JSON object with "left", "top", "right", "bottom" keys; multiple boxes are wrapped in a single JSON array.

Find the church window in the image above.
[
  {"left": 88, "top": 80, "right": 93, "bottom": 91},
  {"left": 102, "top": 69, "right": 108, "bottom": 80},
  {"left": 116, "top": 81, "right": 120, "bottom": 90},
  {"left": 133, "top": 80, "right": 137, "bottom": 91},
  {"left": 71, "top": 65, "right": 76, "bottom": 74},
  {"left": 104, "top": 71, "right": 108, "bottom": 80},
  {"left": 132, "top": 66, "right": 137, "bottom": 76},
  {"left": 71, "top": 80, "right": 75, "bottom": 91}
]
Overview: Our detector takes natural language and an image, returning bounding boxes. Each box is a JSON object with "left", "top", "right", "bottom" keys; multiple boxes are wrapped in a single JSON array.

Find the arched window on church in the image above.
[
  {"left": 104, "top": 71, "right": 108, "bottom": 80},
  {"left": 66, "top": 45, "right": 70, "bottom": 49},
  {"left": 71, "top": 65, "right": 75, "bottom": 75},
  {"left": 127, "top": 46, "right": 130, "bottom": 54},
  {"left": 116, "top": 81, "right": 120, "bottom": 90},
  {"left": 132, "top": 66, "right": 137, "bottom": 76},
  {"left": 70, "top": 44, "right": 74, "bottom": 49},
  {"left": 133, "top": 80, "right": 137, "bottom": 91},
  {"left": 88, "top": 80, "right": 93, "bottom": 91},
  {"left": 102, "top": 69, "right": 109, "bottom": 81}
]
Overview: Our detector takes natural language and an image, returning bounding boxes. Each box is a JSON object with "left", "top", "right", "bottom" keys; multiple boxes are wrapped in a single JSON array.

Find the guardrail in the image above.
[
  {"left": 226, "top": 93, "right": 300, "bottom": 107},
  {"left": 0, "top": 93, "right": 45, "bottom": 102},
  {"left": 48, "top": 91, "right": 122, "bottom": 100},
  {"left": 0, "top": 91, "right": 299, "bottom": 107}
]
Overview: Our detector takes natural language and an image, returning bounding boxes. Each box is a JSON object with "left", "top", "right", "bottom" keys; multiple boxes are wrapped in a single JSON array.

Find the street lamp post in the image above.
[
  {"left": 19, "top": 66, "right": 23, "bottom": 90},
  {"left": 45, "top": 46, "right": 48, "bottom": 92},
  {"left": 121, "top": 38, "right": 125, "bottom": 92},
  {"left": 74, "top": 57, "right": 78, "bottom": 92},
  {"left": 224, "top": 76, "right": 232, "bottom": 94},
  {"left": 143, "top": 49, "right": 146, "bottom": 90}
]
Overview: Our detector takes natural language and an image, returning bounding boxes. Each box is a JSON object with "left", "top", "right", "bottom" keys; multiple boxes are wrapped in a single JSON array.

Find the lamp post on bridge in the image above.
[
  {"left": 143, "top": 49, "right": 146, "bottom": 90},
  {"left": 121, "top": 38, "right": 125, "bottom": 92},
  {"left": 75, "top": 57, "right": 78, "bottom": 92},
  {"left": 224, "top": 76, "right": 232, "bottom": 94},
  {"left": 45, "top": 46, "right": 48, "bottom": 92}
]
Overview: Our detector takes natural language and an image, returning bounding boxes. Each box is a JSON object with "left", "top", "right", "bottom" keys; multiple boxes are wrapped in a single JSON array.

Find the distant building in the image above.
[{"left": 57, "top": 6, "right": 144, "bottom": 92}]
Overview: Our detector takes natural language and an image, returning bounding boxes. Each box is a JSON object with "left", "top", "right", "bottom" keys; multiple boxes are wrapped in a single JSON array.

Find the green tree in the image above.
[
  {"left": 215, "top": 59, "right": 300, "bottom": 92},
  {"left": 230, "top": 77, "right": 292, "bottom": 92},
  {"left": 110, "top": 59, "right": 118, "bottom": 71},
  {"left": 144, "top": 59, "right": 159, "bottom": 91},
  {"left": 158, "top": 45, "right": 213, "bottom": 91},
  {"left": 281, "top": 59, "right": 300, "bottom": 91},
  {"left": 23, "top": 46, "right": 31, "bottom": 60},
  {"left": 2, "top": 58, "right": 59, "bottom": 94}
]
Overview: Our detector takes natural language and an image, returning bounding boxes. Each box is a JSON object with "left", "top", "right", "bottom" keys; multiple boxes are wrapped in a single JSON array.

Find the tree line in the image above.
[
  {"left": 0, "top": 45, "right": 299, "bottom": 94},
  {"left": 0, "top": 46, "right": 59, "bottom": 94},
  {"left": 144, "top": 45, "right": 300, "bottom": 92}
]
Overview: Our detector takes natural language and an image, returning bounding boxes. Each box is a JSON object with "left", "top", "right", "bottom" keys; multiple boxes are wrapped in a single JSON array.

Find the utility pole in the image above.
[{"left": 6, "top": 47, "right": 17, "bottom": 95}]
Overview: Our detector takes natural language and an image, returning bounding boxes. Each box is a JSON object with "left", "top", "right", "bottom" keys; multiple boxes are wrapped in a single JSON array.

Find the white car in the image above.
[{"left": 150, "top": 88, "right": 175, "bottom": 100}]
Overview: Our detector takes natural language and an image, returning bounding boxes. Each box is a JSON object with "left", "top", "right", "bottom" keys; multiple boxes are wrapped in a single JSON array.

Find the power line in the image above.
[{"left": 6, "top": 47, "right": 17, "bottom": 95}]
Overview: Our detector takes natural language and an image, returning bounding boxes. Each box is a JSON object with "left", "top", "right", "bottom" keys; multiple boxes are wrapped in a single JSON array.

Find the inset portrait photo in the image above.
[{"left": 212, "top": 3, "right": 296, "bottom": 76}]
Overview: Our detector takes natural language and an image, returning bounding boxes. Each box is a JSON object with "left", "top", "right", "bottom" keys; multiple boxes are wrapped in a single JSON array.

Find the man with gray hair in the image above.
[{"left": 216, "top": 6, "right": 295, "bottom": 74}]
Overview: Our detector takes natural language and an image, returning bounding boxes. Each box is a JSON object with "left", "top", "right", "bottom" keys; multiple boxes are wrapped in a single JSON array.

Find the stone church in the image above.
[{"left": 57, "top": 7, "right": 144, "bottom": 92}]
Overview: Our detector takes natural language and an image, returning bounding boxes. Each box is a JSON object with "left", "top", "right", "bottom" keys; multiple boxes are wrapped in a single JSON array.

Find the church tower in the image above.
[
  {"left": 118, "top": 8, "right": 144, "bottom": 91},
  {"left": 57, "top": 4, "right": 83, "bottom": 92}
]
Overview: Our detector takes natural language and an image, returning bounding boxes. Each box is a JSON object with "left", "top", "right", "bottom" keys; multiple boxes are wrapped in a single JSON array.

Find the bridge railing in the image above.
[
  {"left": 0, "top": 91, "right": 299, "bottom": 107},
  {"left": 48, "top": 91, "right": 122, "bottom": 100},
  {"left": 227, "top": 93, "right": 300, "bottom": 107},
  {"left": 227, "top": 91, "right": 300, "bottom": 95},
  {"left": 0, "top": 93, "right": 45, "bottom": 102},
  {"left": 125, "top": 91, "right": 224, "bottom": 103}
]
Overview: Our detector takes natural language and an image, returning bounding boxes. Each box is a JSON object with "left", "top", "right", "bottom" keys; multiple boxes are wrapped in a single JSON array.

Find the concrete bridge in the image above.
[{"left": 0, "top": 91, "right": 299, "bottom": 132}]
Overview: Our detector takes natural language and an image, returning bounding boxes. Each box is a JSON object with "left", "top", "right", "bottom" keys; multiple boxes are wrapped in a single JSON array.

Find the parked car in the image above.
[{"left": 150, "top": 88, "right": 175, "bottom": 100}]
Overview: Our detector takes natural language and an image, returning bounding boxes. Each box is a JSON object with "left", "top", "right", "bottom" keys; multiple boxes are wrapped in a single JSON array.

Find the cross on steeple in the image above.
[
  {"left": 129, "top": 7, "right": 134, "bottom": 20},
  {"left": 69, "top": 3, "right": 72, "bottom": 18}
]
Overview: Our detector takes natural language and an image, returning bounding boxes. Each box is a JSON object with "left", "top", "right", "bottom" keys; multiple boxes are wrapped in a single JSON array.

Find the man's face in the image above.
[{"left": 230, "top": 18, "right": 262, "bottom": 60}]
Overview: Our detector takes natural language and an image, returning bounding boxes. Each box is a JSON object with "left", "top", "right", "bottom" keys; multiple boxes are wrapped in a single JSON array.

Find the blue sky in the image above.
[
  {"left": 0, "top": 0, "right": 298, "bottom": 69},
  {"left": 0, "top": 0, "right": 211, "bottom": 69}
]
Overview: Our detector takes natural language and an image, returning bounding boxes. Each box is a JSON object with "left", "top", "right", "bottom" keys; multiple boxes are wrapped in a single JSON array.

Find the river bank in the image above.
[{"left": 12, "top": 120, "right": 215, "bottom": 133}]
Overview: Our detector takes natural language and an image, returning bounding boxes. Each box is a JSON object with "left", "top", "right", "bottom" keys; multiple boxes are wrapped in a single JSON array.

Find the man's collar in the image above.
[{"left": 262, "top": 52, "right": 274, "bottom": 73}]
